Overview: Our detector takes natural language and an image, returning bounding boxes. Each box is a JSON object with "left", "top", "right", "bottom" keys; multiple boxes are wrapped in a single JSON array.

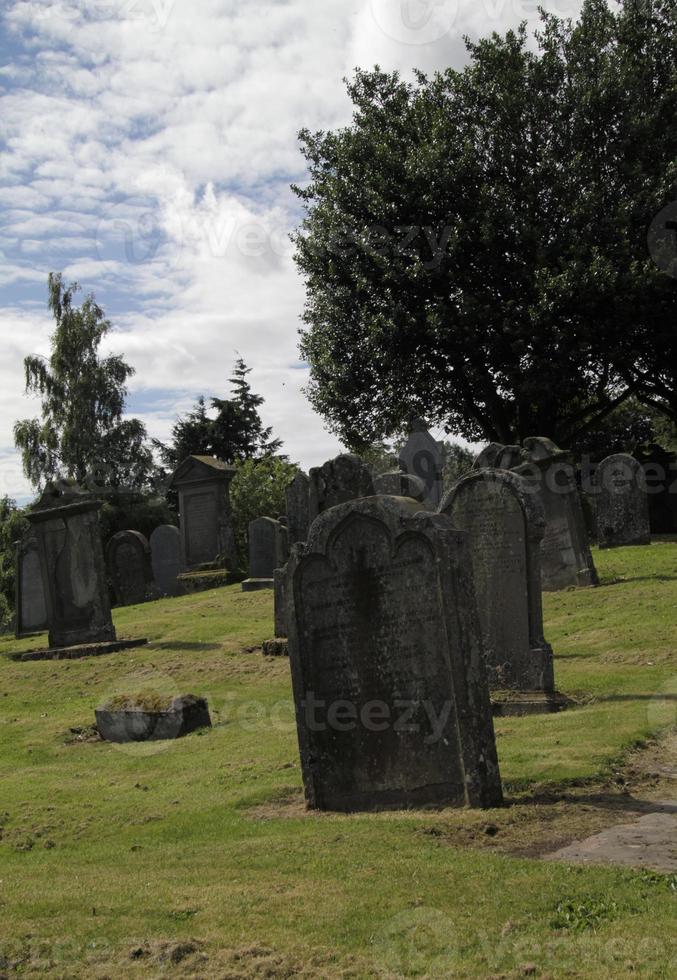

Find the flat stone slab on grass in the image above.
[
  {"left": 96, "top": 694, "right": 211, "bottom": 743},
  {"left": 546, "top": 802, "right": 677, "bottom": 873},
  {"left": 15, "top": 638, "right": 148, "bottom": 662}
]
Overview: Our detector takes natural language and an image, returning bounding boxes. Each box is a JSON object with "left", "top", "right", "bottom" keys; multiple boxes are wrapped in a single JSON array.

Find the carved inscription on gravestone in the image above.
[{"left": 287, "top": 497, "right": 502, "bottom": 812}]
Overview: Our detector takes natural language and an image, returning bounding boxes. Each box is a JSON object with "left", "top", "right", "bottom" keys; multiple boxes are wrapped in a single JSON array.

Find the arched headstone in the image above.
[
  {"left": 107, "top": 531, "right": 153, "bottom": 607},
  {"left": 286, "top": 496, "right": 502, "bottom": 812},
  {"left": 441, "top": 470, "right": 562, "bottom": 712},
  {"left": 596, "top": 454, "right": 650, "bottom": 549}
]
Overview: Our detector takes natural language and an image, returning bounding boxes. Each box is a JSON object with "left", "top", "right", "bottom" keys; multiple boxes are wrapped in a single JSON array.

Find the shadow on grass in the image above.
[
  {"left": 148, "top": 641, "right": 225, "bottom": 652},
  {"left": 507, "top": 791, "right": 677, "bottom": 817}
]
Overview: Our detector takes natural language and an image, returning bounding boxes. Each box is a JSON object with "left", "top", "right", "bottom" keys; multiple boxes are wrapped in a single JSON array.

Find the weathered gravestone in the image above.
[
  {"left": 636, "top": 443, "right": 677, "bottom": 534},
  {"left": 170, "top": 455, "right": 237, "bottom": 571},
  {"left": 242, "top": 517, "right": 289, "bottom": 592},
  {"left": 106, "top": 531, "right": 153, "bottom": 606},
  {"left": 286, "top": 471, "right": 314, "bottom": 545},
  {"left": 26, "top": 481, "right": 116, "bottom": 649},
  {"left": 150, "top": 525, "right": 181, "bottom": 597},
  {"left": 308, "top": 454, "right": 375, "bottom": 515},
  {"left": 398, "top": 418, "right": 444, "bottom": 507},
  {"left": 596, "top": 454, "right": 651, "bottom": 550},
  {"left": 262, "top": 565, "right": 290, "bottom": 658},
  {"left": 475, "top": 437, "right": 598, "bottom": 591},
  {"left": 286, "top": 496, "right": 503, "bottom": 812},
  {"left": 15, "top": 532, "right": 48, "bottom": 638},
  {"left": 441, "top": 470, "right": 563, "bottom": 714},
  {"left": 373, "top": 470, "right": 427, "bottom": 502}
]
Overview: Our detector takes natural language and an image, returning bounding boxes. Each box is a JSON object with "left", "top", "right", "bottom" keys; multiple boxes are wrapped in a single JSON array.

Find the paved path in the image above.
[{"left": 546, "top": 801, "right": 677, "bottom": 873}]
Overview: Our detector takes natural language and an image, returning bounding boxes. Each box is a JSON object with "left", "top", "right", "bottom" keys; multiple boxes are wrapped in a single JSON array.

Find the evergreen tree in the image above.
[{"left": 156, "top": 358, "right": 283, "bottom": 470}]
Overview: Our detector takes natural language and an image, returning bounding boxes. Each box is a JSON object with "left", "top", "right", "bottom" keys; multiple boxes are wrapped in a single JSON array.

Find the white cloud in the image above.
[{"left": 0, "top": 0, "right": 583, "bottom": 500}]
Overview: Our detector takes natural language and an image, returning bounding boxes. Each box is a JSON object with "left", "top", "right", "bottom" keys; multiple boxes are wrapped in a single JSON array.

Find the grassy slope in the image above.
[{"left": 0, "top": 545, "right": 675, "bottom": 978}]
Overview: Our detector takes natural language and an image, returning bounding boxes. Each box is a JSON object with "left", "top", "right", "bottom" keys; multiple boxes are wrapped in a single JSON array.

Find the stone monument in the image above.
[
  {"left": 14, "top": 532, "right": 48, "bottom": 638},
  {"left": 308, "top": 454, "right": 374, "bottom": 515},
  {"left": 242, "top": 517, "right": 289, "bottom": 592},
  {"left": 150, "top": 525, "right": 181, "bottom": 597},
  {"left": 285, "top": 496, "right": 502, "bottom": 812},
  {"left": 596, "top": 454, "right": 651, "bottom": 549},
  {"left": 441, "top": 470, "right": 564, "bottom": 713},
  {"left": 26, "top": 481, "right": 116, "bottom": 649},
  {"left": 474, "top": 437, "right": 598, "bottom": 591},
  {"left": 170, "top": 455, "right": 237, "bottom": 571},
  {"left": 106, "top": 531, "right": 153, "bottom": 606},
  {"left": 373, "top": 470, "right": 427, "bottom": 502},
  {"left": 286, "top": 471, "right": 314, "bottom": 545},
  {"left": 398, "top": 418, "right": 444, "bottom": 507}
]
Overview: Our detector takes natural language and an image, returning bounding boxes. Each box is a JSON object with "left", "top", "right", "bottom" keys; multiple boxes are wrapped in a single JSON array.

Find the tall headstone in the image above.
[
  {"left": 106, "top": 531, "right": 153, "bottom": 607},
  {"left": 286, "top": 471, "right": 313, "bottom": 545},
  {"left": 26, "top": 481, "right": 116, "bottom": 649},
  {"left": 635, "top": 444, "right": 677, "bottom": 534},
  {"left": 242, "top": 517, "right": 289, "bottom": 592},
  {"left": 441, "top": 470, "right": 562, "bottom": 712},
  {"left": 308, "top": 454, "right": 375, "bottom": 515},
  {"left": 373, "top": 470, "right": 427, "bottom": 503},
  {"left": 596, "top": 454, "right": 651, "bottom": 550},
  {"left": 150, "top": 525, "right": 181, "bottom": 597},
  {"left": 170, "top": 456, "right": 237, "bottom": 571},
  {"left": 14, "top": 532, "right": 48, "bottom": 638},
  {"left": 474, "top": 437, "right": 598, "bottom": 591},
  {"left": 398, "top": 418, "right": 444, "bottom": 507},
  {"left": 286, "top": 496, "right": 502, "bottom": 812}
]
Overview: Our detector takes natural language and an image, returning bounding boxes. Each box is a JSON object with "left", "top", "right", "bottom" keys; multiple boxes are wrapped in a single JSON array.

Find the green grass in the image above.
[{"left": 0, "top": 546, "right": 675, "bottom": 977}]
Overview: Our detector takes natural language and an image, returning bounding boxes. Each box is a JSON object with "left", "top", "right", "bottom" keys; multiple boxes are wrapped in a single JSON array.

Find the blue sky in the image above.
[{"left": 0, "top": 0, "right": 583, "bottom": 503}]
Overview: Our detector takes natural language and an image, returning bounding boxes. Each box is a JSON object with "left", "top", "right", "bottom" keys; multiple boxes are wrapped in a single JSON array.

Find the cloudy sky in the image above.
[{"left": 0, "top": 0, "right": 583, "bottom": 502}]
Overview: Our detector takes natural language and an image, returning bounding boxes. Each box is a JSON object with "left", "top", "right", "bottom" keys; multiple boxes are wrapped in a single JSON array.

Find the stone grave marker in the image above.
[
  {"left": 474, "top": 438, "right": 598, "bottom": 591},
  {"left": 107, "top": 531, "right": 153, "bottom": 607},
  {"left": 242, "top": 517, "right": 289, "bottom": 591},
  {"left": 308, "top": 454, "right": 374, "bottom": 515},
  {"left": 150, "top": 525, "right": 181, "bottom": 596},
  {"left": 285, "top": 496, "right": 502, "bottom": 812},
  {"left": 441, "top": 470, "right": 563, "bottom": 713},
  {"left": 373, "top": 470, "right": 427, "bottom": 502},
  {"left": 170, "top": 455, "right": 237, "bottom": 571},
  {"left": 15, "top": 532, "right": 48, "bottom": 638},
  {"left": 596, "top": 454, "right": 651, "bottom": 549},
  {"left": 286, "top": 471, "right": 314, "bottom": 545},
  {"left": 398, "top": 418, "right": 444, "bottom": 507},
  {"left": 26, "top": 481, "right": 116, "bottom": 649}
]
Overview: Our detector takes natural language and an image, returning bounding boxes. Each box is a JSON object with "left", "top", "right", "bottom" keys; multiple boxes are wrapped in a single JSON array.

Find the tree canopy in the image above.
[
  {"left": 293, "top": 0, "right": 677, "bottom": 450},
  {"left": 155, "top": 358, "right": 283, "bottom": 471},
  {"left": 14, "top": 274, "right": 153, "bottom": 491}
]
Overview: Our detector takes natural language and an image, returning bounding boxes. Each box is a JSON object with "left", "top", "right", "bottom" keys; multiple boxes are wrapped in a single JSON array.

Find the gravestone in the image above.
[
  {"left": 106, "top": 531, "right": 153, "bottom": 606},
  {"left": 441, "top": 470, "right": 562, "bottom": 712},
  {"left": 398, "top": 418, "right": 444, "bottom": 507},
  {"left": 242, "top": 517, "right": 289, "bottom": 592},
  {"left": 373, "top": 470, "right": 427, "bottom": 503},
  {"left": 635, "top": 443, "right": 677, "bottom": 534},
  {"left": 596, "top": 454, "right": 651, "bottom": 550},
  {"left": 26, "top": 481, "right": 116, "bottom": 649},
  {"left": 15, "top": 533, "right": 48, "bottom": 638},
  {"left": 474, "top": 437, "right": 598, "bottom": 591},
  {"left": 286, "top": 471, "right": 314, "bottom": 544},
  {"left": 308, "top": 454, "right": 375, "bottom": 515},
  {"left": 170, "top": 455, "right": 237, "bottom": 571},
  {"left": 286, "top": 496, "right": 502, "bottom": 812},
  {"left": 150, "top": 525, "right": 181, "bottom": 597},
  {"left": 262, "top": 565, "right": 290, "bottom": 657}
]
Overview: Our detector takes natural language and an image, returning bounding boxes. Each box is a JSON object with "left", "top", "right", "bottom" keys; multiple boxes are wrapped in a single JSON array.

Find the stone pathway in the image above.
[{"left": 546, "top": 801, "right": 677, "bottom": 873}]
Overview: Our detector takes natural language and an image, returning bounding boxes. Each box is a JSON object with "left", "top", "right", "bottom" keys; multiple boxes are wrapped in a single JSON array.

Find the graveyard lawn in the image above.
[{"left": 0, "top": 544, "right": 675, "bottom": 978}]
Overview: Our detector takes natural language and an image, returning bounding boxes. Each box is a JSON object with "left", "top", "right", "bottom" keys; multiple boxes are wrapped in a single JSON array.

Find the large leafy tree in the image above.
[
  {"left": 0, "top": 498, "right": 29, "bottom": 628},
  {"left": 14, "top": 274, "right": 153, "bottom": 490},
  {"left": 156, "top": 358, "right": 283, "bottom": 470},
  {"left": 293, "top": 0, "right": 677, "bottom": 449}
]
